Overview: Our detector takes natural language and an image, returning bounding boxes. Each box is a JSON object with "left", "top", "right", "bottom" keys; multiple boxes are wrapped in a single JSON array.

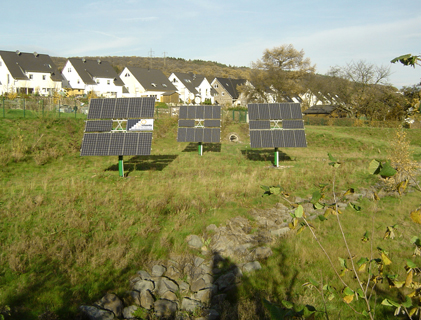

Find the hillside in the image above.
[{"left": 51, "top": 56, "right": 252, "bottom": 80}]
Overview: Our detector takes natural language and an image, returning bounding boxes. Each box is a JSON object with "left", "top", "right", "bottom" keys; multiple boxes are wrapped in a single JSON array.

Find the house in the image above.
[
  {"left": 303, "top": 105, "right": 346, "bottom": 118},
  {"left": 0, "top": 50, "right": 63, "bottom": 96},
  {"left": 61, "top": 58, "right": 124, "bottom": 98},
  {"left": 211, "top": 77, "right": 247, "bottom": 106},
  {"left": 120, "top": 67, "right": 178, "bottom": 103},
  {"left": 168, "top": 72, "right": 215, "bottom": 104}
]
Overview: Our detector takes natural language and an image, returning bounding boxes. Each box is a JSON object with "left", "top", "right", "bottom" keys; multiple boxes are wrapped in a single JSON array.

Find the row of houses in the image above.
[{"left": 0, "top": 50, "right": 249, "bottom": 106}]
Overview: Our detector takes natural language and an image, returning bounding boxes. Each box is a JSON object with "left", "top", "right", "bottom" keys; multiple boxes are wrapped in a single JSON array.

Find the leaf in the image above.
[
  {"left": 260, "top": 185, "right": 270, "bottom": 192},
  {"left": 358, "top": 263, "right": 367, "bottom": 272},
  {"left": 357, "top": 257, "right": 369, "bottom": 267},
  {"left": 384, "top": 226, "right": 396, "bottom": 240},
  {"left": 406, "top": 259, "right": 417, "bottom": 269},
  {"left": 311, "top": 190, "right": 322, "bottom": 204},
  {"left": 318, "top": 215, "right": 327, "bottom": 222},
  {"left": 349, "top": 202, "right": 361, "bottom": 212},
  {"left": 393, "top": 280, "right": 405, "bottom": 288},
  {"left": 269, "top": 186, "right": 281, "bottom": 195},
  {"left": 296, "top": 225, "right": 305, "bottom": 235},
  {"left": 397, "top": 180, "right": 408, "bottom": 195},
  {"left": 281, "top": 300, "right": 293, "bottom": 309},
  {"left": 379, "top": 161, "right": 397, "bottom": 177},
  {"left": 368, "top": 159, "right": 381, "bottom": 174},
  {"left": 356, "top": 288, "right": 365, "bottom": 298},
  {"left": 288, "top": 218, "right": 298, "bottom": 230},
  {"left": 373, "top": 192, "right": 380, "bottom": 201},
  {"left": 295, "top": 205, "right": 304, "bottom": 218},
  {"left": 381, "top": 252, "right": 392, "bottom": 266},
  {"left": 343, "top": 188, "right": 355, "bottom": 196},
  {"left": 309, "top": 278, "right": 319, "bottom": 287},
  {"left": 339, "top": 257, "right": 347, "bottom": 269},
  {"left": 324, "top": 207, "right": 336, "bottom": 217},
  {"left": 314, "top": 202, "right": 325, "bottom": 210},
  {"left": 343, "top": 295, "right": 354, "bottom": 304},
  {"left": 406, "top": 270, "right": 414, "bottom": 287},
  {"left": 361, "top": 231, "right": 369, "bottom": 242},
  {"left": 328, "top": 153, "right": 337, "bottom": 162},
  {"left": 382, "top": 298, "right": 401, "bottom": 308},
  {"left": 343, "top": 287, "right": 354, "bottom": 296},
  {"left": 409, "top": 307, "right": 418, "bottom": 317},
  {"left": 402, "top": 296, "right": 413, "bottom": 308},
  {"left": 410, "top": 209, "right": 421, "bottom": 224}
]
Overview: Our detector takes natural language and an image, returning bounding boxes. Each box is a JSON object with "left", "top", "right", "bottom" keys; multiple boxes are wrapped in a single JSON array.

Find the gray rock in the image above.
[
  {"left": 194, "top": 256, "right": 205, "bottom": 267},
  {"left": 206, "top": 224, "right": 218, "bottom": 232},
  {"left": 122, "top": 305, "right": 138, "bottom": 319},
  {"left": 132, "top": 279, "right": 154, "bottom": 293},
  {"left": 152, "top": 264, "right": 166, "bottom": 277},
  {"left": 125, "top": 291, "right": 140, "bottom": 306},
  {"left": 202, "top": 309, "right": 220, "bottom": 320},
  {"left": 186, "top": 235, "right": 203, "bottom": 249},
  {"left": 181, "top": 297, "right": 202, "bottom": 312},
  {"left": 178, "top": 281, "right": 190, "bottom": 292},
  {"left": 243, "top": 261, "right": 262, "bottom": 273},
  {"left": 215, "top": 272, "right": 236, "bottom": 291},
  {"left": 166, "top": 265, "right": 182, "bottom": 279},
  {"left": 154, "top": 299, "right": 178, "bottom": 318},
  {"left": 271, "top": 227, "right": 290, "bottom": 237},
  {"left": 79, "top": 305, "right": 115, "bottom": 320},
  {"left": 252, "top": 247, "right": 273, "bottom": 260},
  {"left": 191, "top": 278, "right": 208, "bottom": 292},
  {"left": 137, "top": 270, "right": 152, "bottom": 280},
  {"left": 140, "top": 290, "right": 154, "bottom": 310},
  {"left": 155, "top": 277, "right": 179, "bottom": 296},
  {"left": 194, "top": 287, "right": 216, "bottom": 304},
  {"left": 94, "top": 293, "right": 123, "bottom": 318},
  {"left": 162, "top": 291, "right": 178, "bottom": 301}
]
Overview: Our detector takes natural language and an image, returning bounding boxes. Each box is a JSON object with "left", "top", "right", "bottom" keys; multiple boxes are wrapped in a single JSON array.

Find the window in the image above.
[
  {"left": 151, "top": 83, "right": 157, "bottom": 87},
  {"left": 162, "top": 83, "right": 167, "bottom": 87},
  {"left": 173, "top": 78, "right": 177, "bottom": 83},
  {"left": 214, "top": 84, "right": 218, "bottom": 88},
  {"left": 125, "top": 73, "right": 130, "bottom": 77},
  {"left": 185, "top": 79, "right": 191, "bottom": 83},
  {"left": 77, "top": 79, "right": 80, "bottom": 84},
  {"left": 29, "top": 74, "right": 33, "bottom": 79},
  {"left": 96, "top": 79, "right": 100, "bottom": 84},
  {"left": 42, "top": 75, "right": 46, "bottom": 80},
  {"left": 107, "top": 80, "right": 111, "bottom": 85},
  {"left": 68, "top": 68, "right": 71, "bottom": 72},
  {"left": 222, "top": 92, "right": 225, "bottom": 96}
]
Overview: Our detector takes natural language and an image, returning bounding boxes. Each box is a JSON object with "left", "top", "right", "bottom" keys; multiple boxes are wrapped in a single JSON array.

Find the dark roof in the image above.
[
  {"left": 68, "top": 58, "right": 124, "bottom": 86},
  {"left": 214, "top": 77, "right": 247, "bottom": 99},
  {"left": 172, "top": 72, "right": 207, "bottom": 95},
  {"left": 125, "top": 67, "right": 177, "bottom": 92},
  {"left": 303, "top": 105, "right": 338, "bottom": 114},
  {"left": 0, "top": 50, "right": 63, "bottom": 81}
]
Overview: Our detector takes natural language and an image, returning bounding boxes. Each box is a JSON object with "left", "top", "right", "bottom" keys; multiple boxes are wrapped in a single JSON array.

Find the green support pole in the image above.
[
  {"left": 198, "top": 142, "right": 203, "bottom": 156},
  {"left": 274, "top": 147, "right": 279, "bottom": 167},
  {"left": 118, "top": 155, "right": 124, "bottom": 177}
]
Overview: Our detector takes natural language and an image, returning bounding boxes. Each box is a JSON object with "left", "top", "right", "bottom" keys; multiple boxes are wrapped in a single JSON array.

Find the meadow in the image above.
[{"left": 0, "top": 114, "right": 420, "bottom": 319}]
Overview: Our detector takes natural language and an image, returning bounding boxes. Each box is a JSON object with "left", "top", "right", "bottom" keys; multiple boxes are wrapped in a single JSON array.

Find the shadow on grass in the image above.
[
  {"left": 241, "top": 149, "right": 292, "bottom": 162},
  {"left": 105, "top": 155, "right": 178, "bottom": 174},
  {"left": 182, "top": 142, "right": 222, "bottom": 153}
]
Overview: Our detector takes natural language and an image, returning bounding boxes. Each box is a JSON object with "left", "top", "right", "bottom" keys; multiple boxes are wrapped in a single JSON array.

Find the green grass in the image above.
[{"left": 0, "top": 118, "right": 420, "bottom": 319}]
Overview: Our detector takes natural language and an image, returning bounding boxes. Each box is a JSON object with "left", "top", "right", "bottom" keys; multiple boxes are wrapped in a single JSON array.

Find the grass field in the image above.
[{"left": 0, "top": 114, "right": 420, "bottom": 319}]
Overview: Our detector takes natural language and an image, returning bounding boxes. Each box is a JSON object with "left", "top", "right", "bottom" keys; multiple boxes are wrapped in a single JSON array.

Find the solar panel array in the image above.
[
  {"left": 81, "top": 97, "right": 155, "bottom": 156},
  {"left": 87, "top": 97, "right": 155, "bottom": 119},
  {"left": 248, "top": 103, "right": 307, "bottom": 148},
  {"left": 177, "top": 105, "right": 221, "bottom": 143}
]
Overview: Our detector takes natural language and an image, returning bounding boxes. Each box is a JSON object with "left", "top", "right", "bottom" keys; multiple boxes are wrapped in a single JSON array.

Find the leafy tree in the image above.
[
  {"left": 324, "top": 60, "right": 404, "bottom": 120},
  {"left": 239, "top": 44, "right": 315, "bottom": 103}
]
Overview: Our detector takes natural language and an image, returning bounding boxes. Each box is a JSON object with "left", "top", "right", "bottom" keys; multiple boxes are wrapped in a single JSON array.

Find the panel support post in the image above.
[
  {"left": 274, "top": 147, "right": 279, "bottom": 167},
  {"left": 118, "top": 155, "right": 124, "bottom": 177},
  {"left": 198, "top": 142, "right": 203, "bottom": 156}
]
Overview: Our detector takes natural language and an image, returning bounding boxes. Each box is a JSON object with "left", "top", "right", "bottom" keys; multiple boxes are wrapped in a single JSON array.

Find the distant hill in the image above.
[{"left": 51, "top": 56, "right": 251, "bottom": 81}]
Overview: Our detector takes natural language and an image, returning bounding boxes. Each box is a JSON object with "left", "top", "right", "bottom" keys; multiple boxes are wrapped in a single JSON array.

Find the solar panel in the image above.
[
  {"left": 249, "top": 120, "right": 271, "bottom": 130},
  {"left": 248, "top": 103, "right": 307, "bottom": 149},
  {"left": 85, "top": 120, "right": 113, "bottom": 132},
  {"left": 179, "top": 120, "right": 195, "bottom": 127},
  {"left": 177, "top": 105, "right": 221, "bottom": 143},
  {"left": 177, "top": 128, "right": 187, "bottom": 142},
  {"left": 179, "top": 106, "right": 188, "bottom": 119},
  {"left": 282, "top": 120, "right": 304, "bottom": 129},
  {"left": 80, "top": 133, "right": 98, "bottom": 156},
  {"left": 87, "top": 99, "right": 103, "bottom": 119},
  {"left": 81, "top": 98, "right": 155, "bottom": 157},
  {"left": 204, "top": 120, "right": 220, "bottom": 127},
  {"left": 95, "top": 133, "right": 111, "bottom": 155}
]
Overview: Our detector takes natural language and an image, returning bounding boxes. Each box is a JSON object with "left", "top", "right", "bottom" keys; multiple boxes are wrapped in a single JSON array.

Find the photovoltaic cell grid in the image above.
[
  {"left": 177, "top": 105, "right": 221, "bottom": 143},
  {"left": 81, "top": 133, "right": 152, "bottom": 156},
  {"left": 248, "top": 103, "right": 307, "bottom": 148},
  {"left": 81, "top": 97, "right": 155, "bottom": 156},
  {"left": 87, "top": 97, "right": 155, "bottom": 119}
]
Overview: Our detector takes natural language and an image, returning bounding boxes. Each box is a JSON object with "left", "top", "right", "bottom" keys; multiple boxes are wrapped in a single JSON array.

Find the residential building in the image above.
[
  {"left": 211, "top": 77, "right": 247, "bottom": 106},
  {"left": 120, "top": 67, "right": 178, "bottom": 103},
  {"left": 61, "top": 58, "right": 124, "bottom": 98},
  {"left": 0, "top": 50, "right": 63, "bottom": 96},
  {"left": 168, "top": 72, "right": 215, "bottom": 104}
]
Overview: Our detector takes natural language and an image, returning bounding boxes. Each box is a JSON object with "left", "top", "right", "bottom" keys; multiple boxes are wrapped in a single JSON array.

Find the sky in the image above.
[{"left": 1, "top": 0, "right": 420, "bottom": 89}]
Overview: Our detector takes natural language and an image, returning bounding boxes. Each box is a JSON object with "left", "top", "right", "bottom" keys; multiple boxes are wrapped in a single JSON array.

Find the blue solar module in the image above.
[
  {"left": 80, "top": 133, "right": 98, "bottom": 155},
  {"left": 211, "top": 128, "right": 220, "bottom": 143},
  {"left": 195, "top": 106, "right": 204, "bottom": 119},
  {"left": 140, "top": 97, "right": 155, "bottom": 118},
  {"left": 249, "top": 120, "right": 271, "bottom": 130},
  {"left": 203, "top": 128, "right": 212, "bottom": 143},
  {"left": 258, "top": 104, "right": 270, "bottom": 120},
  {"left": 204, "top": 120, "right": 220, "bottom": 127},
  {"left": 109, "top": 133, "right": 125, "bottom": 155},
  {"left": 290, "top": 103, "right": 302, "bottom": 119},
  {"left": 204, "top": 105, "right": 213, "bottom": 119},
  {"left": 261, "top": 130, "right": 273, "bottom": 148},
  {"left": 212, "top": 106, "right": 221, "bottom": 119},
  {"left": 177, "top": 128, "right": 187, "bottom": 142},
  {"left": 137, "top": 132, "right": 153, "bottom": 155},
  {"left": 87, "top": 99, "right": 103, "bottom": 119},
  {"left": 179, "top": 106, "right": 188, "bottom": 119},
  {"left": 282, "top": 120, "right": 304, "bottom": 129},
  {"left": 248, "top": 103, "right": 259, "bottom": 120},
  {"left": 95, "top": 133, "right": 111, "bottom": 155},
  {"left": 194, "top": 128, "right": 204, "bottom": 142},
  {"left": 269, "top": 104, "right": 281, "bottom": 119},
  {"left": 294, "top": 130, "right": 307, "bottom": 147},
  {"left": 283, "top": 130, "right": 295, "bottom": 147},
  {"left": 179, "top": 120, "right": 195, "bottom": 127},
  {"left": 101, "top": 98, "right": 117, "bottom": 119},
  {"left": 272, "top": 130, "right": 285, "bottom": 148},
  {"left": 85, "top": 120, "right": 113, "bottom": 132},
  {"left": 187, "top": 106, "right": 196, "bottom": 119}
]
